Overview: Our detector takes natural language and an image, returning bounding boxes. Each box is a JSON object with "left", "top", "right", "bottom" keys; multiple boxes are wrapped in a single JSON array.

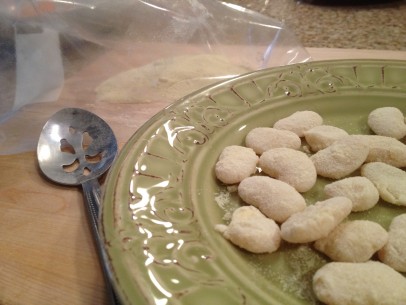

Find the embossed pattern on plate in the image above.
[{"left": 101, "top": 60, "right": 406, "bottom": 305}]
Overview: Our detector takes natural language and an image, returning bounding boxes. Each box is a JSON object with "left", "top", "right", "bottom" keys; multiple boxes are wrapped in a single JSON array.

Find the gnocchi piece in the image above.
[
  {"left": 314, "top": 220, "right": 388, "bottom": 262},
  {"left": 324, "top": 176, "right": 379, "bottom": 212},
  {"left": 361, "top": 162, "right": 406, "bottom": 206},
  {"left": 215, "top": 145, "right": 258, "bottom": 184},
  {"left": 280, "top": 197, "right": 352, "bottom": 244},
  {"left": 352, "top": 135, "right": 406, "bottom": 168},
  {"left": 310, "top": 136, "right": 369, "bottom": 179},
  {"left": 273, "top": 110, "right": 323, "bottom": 137},
  {"left": 368, "top": 107, "right": 406, "bottom": 140},
  {"left": 378, "top": 214, "right": 406, "bottom": 272},
  {"left": 215, "top": 206, "right": 281, "bottom": 254},
  {"left": 258, "top": 148, "right": 317, "bottom": 192},
  {"left": 303, "top": 125, "right": 349, "bottom": 152},
  {"left": 238, "top": 176, "right": 306, "bottom": 223},
  {"left": 245, "top": 127, "right": 301, "bottom": 155},
  {"left": 313, "top": 261, "right": 406, "bottom": 305}
]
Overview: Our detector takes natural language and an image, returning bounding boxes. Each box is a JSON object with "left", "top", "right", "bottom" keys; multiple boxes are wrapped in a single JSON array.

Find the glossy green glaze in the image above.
[{"left": 101, "top": 59, "right": 406, "bottom": 305}]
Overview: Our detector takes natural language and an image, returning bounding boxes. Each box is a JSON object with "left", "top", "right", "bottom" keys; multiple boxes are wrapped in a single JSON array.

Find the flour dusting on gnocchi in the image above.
[
  {"left": 313, "top": 261, "right": 406, "bottom": 305},
  {"left": 280, "top": 197, "right": 352, "bottom": 243},
  {"left": 324, "top": 176, "right": 379, "bottom": 212},
  {"left": 259, "top": 148, "right": 317, "bottom": 193},
  {"left": 304, "top": 125, "right": 349, "bottom": 152},
  {"left": 273, "top": 110, "right": 323, "bottom": 137},
  {"left": 245, "top": 127, "right": 301, "bottom": 154},
  {"left": 378, "top": 213, "right": 406, "bottom": 272},
  {"left": 314, "top": 220, "right": 388, "bottom": 262},
  {"left": 215, "top": 145, "right": 258, "bottom": 185},
  {"left": 215, "top": 206, "right": 281, "bottom": 254},
  {"left": 238, "top": 176, "right": 306, "bottom": 223},
  {"left": 368, "top": 107, "right": 406, "bottom": 140},
  {"left": 213, "top": 107, "right": 406, "bottom": 304}
]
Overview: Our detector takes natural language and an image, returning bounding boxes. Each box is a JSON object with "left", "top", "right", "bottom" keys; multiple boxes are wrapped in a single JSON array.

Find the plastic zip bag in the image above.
[{"left": 0, "top": 0, "right": 310, "bottom": 154}]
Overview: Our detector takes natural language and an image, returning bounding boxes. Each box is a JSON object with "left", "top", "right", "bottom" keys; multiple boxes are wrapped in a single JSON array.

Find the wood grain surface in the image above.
[{"left": 1, "top": 48, "right": 405, "bottom": 305}]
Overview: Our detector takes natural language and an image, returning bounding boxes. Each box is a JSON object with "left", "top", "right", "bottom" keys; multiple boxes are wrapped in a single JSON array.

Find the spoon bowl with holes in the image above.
[{"left": 37, "top": 107, "right": 120, "bottom": 305}]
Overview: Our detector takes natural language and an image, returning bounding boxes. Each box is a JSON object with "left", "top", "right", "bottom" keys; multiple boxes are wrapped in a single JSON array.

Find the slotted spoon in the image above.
[{"left": 37, "top": 107, "right": 120, "bottom": 305}]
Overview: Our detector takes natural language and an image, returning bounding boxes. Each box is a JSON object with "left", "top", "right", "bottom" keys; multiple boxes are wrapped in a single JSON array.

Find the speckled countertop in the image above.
[{"left": 228, "top": 0, "right": 406, "bottom": 50}]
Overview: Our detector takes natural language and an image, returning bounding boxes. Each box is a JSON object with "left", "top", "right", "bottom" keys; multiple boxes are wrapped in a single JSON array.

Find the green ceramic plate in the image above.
[{"left": 101, "top": 59, "right": 406, "bottom": 305}]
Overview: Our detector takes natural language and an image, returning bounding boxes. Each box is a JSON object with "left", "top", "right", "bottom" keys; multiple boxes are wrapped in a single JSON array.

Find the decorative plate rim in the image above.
[{"left": 101, "top": 59, "right": 406, "bottom": 305}]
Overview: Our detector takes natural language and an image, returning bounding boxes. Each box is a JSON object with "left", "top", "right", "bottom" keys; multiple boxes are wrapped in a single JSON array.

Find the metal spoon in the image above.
[{"left": 37, "top": 107, "right": 120, "bottom": 305}]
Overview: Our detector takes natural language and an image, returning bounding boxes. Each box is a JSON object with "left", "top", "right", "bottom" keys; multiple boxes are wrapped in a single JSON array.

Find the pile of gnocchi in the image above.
[{"left": 214, "top": 107, "right": 406, "bottom": 305}]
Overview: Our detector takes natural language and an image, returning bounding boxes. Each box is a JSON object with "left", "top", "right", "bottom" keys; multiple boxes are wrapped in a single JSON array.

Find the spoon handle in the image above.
[{"left": 82, "top": 179, "right": 121, "bottom": 305}]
